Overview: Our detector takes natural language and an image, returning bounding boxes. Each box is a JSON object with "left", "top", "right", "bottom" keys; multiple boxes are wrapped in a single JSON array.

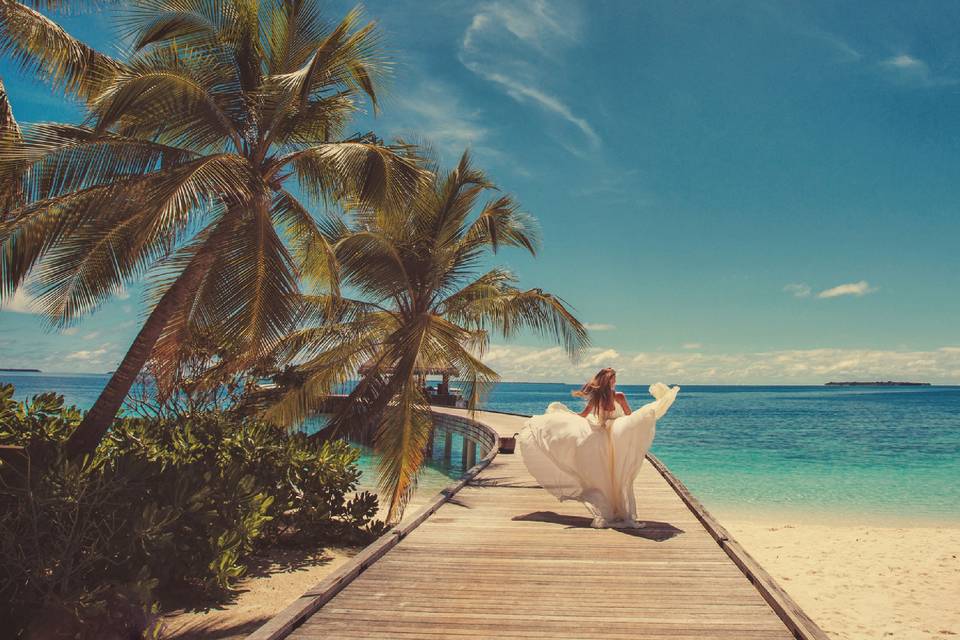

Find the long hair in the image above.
[{"left": 572, "top": 367, "right": 616, "bottom": 417}]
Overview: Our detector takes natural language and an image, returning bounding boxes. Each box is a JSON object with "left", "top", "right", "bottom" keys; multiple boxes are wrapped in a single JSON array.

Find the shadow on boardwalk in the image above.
[{"left": 512, "top": 510, "right": 685, "bottom": 541}]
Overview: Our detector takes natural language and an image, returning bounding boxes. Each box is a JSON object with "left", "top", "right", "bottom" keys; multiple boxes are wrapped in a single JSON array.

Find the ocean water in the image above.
[
  {"left": 485, "top": 382, "right": 960, "bottom": 523},
  {"left": 4, "top": 373, "right": 959, "bottom": 523}
]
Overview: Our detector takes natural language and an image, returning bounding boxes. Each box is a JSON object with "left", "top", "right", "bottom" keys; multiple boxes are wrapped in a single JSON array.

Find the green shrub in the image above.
[{"left": 0, "top": 383, "right": 383, "bottom": 639}]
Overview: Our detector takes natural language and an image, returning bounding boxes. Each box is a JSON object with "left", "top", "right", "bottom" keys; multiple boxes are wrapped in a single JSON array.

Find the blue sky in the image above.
[{"left": 2, "top": 0, "right": 960, "bottom": 384}]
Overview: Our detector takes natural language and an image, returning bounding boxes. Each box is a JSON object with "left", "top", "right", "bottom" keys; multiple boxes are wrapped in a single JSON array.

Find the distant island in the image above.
[
  {"left": 825, "top": 381, "right": 930, "bottom": 386},
  {"left": 0, "top": 368, "right": 41, "bottom": 373}
]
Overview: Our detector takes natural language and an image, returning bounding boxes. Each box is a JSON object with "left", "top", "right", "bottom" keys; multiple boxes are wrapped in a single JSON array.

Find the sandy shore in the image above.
[
  {"left": 159, "top": 481, "right": 453, "bottom": 639},
  {"left": 720, "top": 512, "right": 960, "bottom": 639},
  {"left": 159, "top": 547, "right": 358, "bottom": 639}
]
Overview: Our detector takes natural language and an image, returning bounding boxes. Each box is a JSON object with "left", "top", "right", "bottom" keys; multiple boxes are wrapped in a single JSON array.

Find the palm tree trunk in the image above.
[{"left": 63, "top": 249, "right": 214, "bottom": 459}]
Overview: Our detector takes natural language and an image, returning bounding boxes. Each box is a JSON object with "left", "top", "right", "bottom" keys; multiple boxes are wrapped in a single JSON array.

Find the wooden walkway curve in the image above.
[{"left": 250, "top": 408, "right": 827, "bottom": 640}]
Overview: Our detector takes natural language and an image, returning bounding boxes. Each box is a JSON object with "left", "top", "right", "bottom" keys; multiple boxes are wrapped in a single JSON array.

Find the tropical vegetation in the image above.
[{"left": 0, "top": 381, "right": 381, "bottom": 638}]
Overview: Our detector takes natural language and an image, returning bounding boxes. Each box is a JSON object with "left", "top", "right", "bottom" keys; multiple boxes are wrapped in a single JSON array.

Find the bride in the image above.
[{"left": 517, "top": 368, "right": 679, "bottom": 529}]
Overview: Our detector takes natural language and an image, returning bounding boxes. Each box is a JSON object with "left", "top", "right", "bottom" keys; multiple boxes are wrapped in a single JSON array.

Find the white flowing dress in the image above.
[{"left": 517, "top": 383, "right": 680, "bottom": 528}]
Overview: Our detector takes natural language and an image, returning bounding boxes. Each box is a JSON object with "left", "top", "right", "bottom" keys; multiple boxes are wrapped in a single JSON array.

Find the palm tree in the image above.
[
  {"left": 0, "top": 1, "right": 424, "bottom": 458},
  {"left": 264, "top": 151, "right": 589, "bottom": 522}
]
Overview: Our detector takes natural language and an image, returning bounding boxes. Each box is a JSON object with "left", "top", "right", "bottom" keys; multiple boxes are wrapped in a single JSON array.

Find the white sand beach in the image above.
[{"left": 723, "top": 514, "right": 960, "bottom": 639}]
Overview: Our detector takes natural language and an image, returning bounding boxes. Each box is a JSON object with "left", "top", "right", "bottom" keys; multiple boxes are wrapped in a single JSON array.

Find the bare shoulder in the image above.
[{"left": 614, "top": 391, "right": 626, "bottom": 399}]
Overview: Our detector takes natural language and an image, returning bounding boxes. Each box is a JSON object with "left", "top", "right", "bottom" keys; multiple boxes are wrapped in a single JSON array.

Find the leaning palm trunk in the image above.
[{"left": 64, "top": 241, "right": 214, "bottom": 458}]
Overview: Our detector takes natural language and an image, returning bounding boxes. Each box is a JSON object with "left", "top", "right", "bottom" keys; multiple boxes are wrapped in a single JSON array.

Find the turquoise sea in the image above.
[{"left": 4, "top": 373, "right": 959, "bottom": 523}]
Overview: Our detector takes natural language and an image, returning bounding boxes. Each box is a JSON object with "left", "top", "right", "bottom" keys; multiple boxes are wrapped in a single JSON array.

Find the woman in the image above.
[{"left": 517, "top": 368, "right": 679, "bottom": 529}]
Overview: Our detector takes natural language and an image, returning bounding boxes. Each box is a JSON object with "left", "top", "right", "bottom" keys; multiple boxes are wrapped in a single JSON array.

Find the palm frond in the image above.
[
  {"left": 268, "top": 6, "right": 382, "bottom": 110},
  {"left": 263, "top": 328, "right": 383, "bottom": 428},
  {"left": 90, "top": 44, "right": 245, "bottom": 150},
  {"left": 0, "top": 0, "right": 123, "bottom": 101},
  {"left": 461, "top": 194, "right": 540, "bottom": 255},
  {"left": 332, "top": 229, "right": 414, "bottom": 304},
  {"left": 263, "top": 0, "right": 329, "bottom": 74},
  {"left": 499, "top": 288, "right": 590, "bottom": 359},
  {"left": 122, "top": 0, "right": 229, "bottom": 52},
  {"left": 215, "top": 196, "right": 301, "bottom": 361},
  {"left": 271, "top": 189, "right": 339, "bottom": 295},
  {"left": 7, "top": 123, "right": 195, "bottom": 201},
  {"left": 0, "top": 77, "right": 24, "bottom": 217},
  {"left": 280, "top": 140, "right": 426, "bottom": 210}
]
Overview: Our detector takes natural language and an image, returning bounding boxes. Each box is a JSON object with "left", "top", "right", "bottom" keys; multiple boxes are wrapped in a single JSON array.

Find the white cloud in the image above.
[
  {"left": 115, "top": 287, "right": 130, "bottom": 301},
  {"left": 459, "top": 1, "right": 600, "bottom": 152},
  {"left": 60, "top": 327, "right": 79, "bottom": 336},
  {"left": 584, "top": 323, "right": 615, "bottom": 331},
  {"left": 885, "top": 54, "right": 925, "bottom": 70},
  {"left": 481, "top": 344, "right": 960, "bottom": 384},
  {"left": 784, "top": 283, "right": 812, "bottom": 298},
  {"left": 65, "top": 345, "right": 111, "bottom": 362},
  {"left": 391, "top": 78, "right": 489, "bottom": 159},
  {"left": 585, "top": 348, "right": 619, "bottom": 367},
  {"left": 682, "top": 343, "right": 702, "bottom": 350},
  {"left": 881, "top": 54, "right": 956, "bottom": 87},
  {"left": 817, "top": 280, "right": 877, "bottom": 299},
  {"left": 0, "top": 289, "right": 37, "bottom": 314}
]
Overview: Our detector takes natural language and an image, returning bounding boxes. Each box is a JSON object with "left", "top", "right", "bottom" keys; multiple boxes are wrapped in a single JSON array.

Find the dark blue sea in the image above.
[{"left": 4, "top": 373, "right": 959, "bottom": 522}]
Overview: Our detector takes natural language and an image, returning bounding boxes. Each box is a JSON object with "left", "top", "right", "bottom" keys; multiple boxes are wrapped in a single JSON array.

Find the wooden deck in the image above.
[{"left": 252, "top": 409, "right": 825, "bottom": 640}]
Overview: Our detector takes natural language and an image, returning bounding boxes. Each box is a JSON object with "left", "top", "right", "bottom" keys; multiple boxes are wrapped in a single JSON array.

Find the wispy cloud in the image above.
[
  {"left": 584, "top": 323, "right": 615, "bottom": 331},
  {"left": 885, "top": 54, "right": 925, "bottom": 70},
  {"left": 391, "top": 78, "right": 489, "bottom": 159},
  {"left": 459, "top": 1, "right": 600, "bottom": 152},
  {"left": 784, "top": 283, "right": 812, "bottom": 298},
  {"left": 65, "top": 344, "right": 111, "bottom": 362},
  {"left": 817, "top": 280, "right": 877, "bottom": 299},
  {"left": 482, "top": 344, "right": 960, "bottom": 384},
  {"left": 752, "top": 3, "right": 861, "bottom": 63},
  {"left": 881, "top": 53, "right": 957, "bottom": 87},
  {"left": 584, "top": 348, "right": 619, "bottom": 367},
  {"left": 682, "top": 343, "right": 702, "bottom": 350},
  {"left": 785, "top": 281, "right": 877, "bottom": 299}
]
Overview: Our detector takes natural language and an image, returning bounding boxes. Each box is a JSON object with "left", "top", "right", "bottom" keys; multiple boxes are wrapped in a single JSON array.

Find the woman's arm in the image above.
[{"left": 615, "top": 392, "right": 632, "bottom": 415}]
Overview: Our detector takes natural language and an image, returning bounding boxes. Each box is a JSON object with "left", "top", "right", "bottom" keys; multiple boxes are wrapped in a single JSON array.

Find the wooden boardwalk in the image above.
[{"left": 253, "top": 409, "right": 824, "bottom": 640}]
